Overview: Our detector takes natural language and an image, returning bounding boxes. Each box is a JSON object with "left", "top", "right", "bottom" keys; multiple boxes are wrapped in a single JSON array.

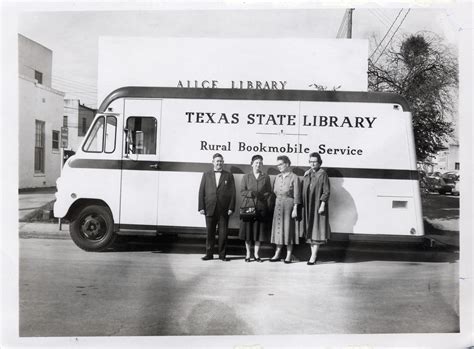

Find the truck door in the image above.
[{"left": 119, "top": 99, "right": 162, "bottom": 231}]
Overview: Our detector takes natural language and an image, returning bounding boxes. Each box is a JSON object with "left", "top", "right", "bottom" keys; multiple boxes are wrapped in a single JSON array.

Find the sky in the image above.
[{"left": 16, "top": 6, "right": 464, "bottom": 108}]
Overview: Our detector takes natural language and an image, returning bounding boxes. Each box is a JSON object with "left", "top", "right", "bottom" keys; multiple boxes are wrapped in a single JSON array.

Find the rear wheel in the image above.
[{"left": 70, "top": 205, "right": 116, "bottom": 251}]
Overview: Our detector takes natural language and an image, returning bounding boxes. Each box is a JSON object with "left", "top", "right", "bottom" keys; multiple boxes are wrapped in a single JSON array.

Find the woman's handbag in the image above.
[{"left": 240, "top": 195, "right": 258, "bottom": 222}]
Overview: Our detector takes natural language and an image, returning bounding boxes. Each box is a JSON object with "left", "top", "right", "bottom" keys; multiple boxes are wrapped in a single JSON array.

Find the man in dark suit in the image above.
[{"left": 198, "top": 153, "right": 236, "bottom": 261}]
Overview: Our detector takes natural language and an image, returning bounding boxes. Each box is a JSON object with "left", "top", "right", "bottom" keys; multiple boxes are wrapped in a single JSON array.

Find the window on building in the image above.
[
  {"left": 34, "top": 120, "right": 45, "bottom": 173},
  {"left": 79, "top": 117, "right": 88, "bottom": 137},
  {"left": 34, "top": 70, "right": 43, "bottom": 84},
  {"left": 52, "top": 130, "right": 59, "bottom": 151},
  {"left": 63, "top": 115, "right": 68, "bottom": 127},
  {"left": 455, "top": 162, "right": 460, "bottom": 170}
]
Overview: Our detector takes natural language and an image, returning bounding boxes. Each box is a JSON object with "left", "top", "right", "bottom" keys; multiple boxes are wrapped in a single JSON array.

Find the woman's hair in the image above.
[
  {"left": 251, "top": 154, "right": 263, "bottom": 165},
  {"left": 277, "top": 155, "right": 291, "bottom": 166},
  {"left": 309, "top": 152, "right": 323, "bottom": 165}
]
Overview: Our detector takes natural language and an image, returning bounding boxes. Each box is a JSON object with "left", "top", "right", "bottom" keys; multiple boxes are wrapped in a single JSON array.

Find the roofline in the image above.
[
  {"left": 98, "top": 86, "right": 410, "bottom": 113},
  {"left": 18, "top": 33, "right": 53, "bottom": 53},
  {"left": 79, "top": 103, "right": 97, "bottom": 112}
]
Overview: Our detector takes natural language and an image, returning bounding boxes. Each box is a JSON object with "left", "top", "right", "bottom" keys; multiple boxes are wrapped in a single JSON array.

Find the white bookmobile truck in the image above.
[{"left": 54, "top": 86, "right": 424, "bottom": 251}]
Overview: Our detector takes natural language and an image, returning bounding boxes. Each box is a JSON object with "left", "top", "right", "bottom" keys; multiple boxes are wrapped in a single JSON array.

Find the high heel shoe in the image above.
[
  {"left": 245, "top": 257, "right": 251, "bottom": 262},
  {"left": 307, "top": 261, "right": 315, "bottom": 265},
  {"left": 269, "top": 257, "right": 281, "bottom": 262},
  {"left": 255, "top": 257, "right": 263, "bottom": 263},
  {"left": 284, "top": 259, "right": 292, "bottom": 264}
]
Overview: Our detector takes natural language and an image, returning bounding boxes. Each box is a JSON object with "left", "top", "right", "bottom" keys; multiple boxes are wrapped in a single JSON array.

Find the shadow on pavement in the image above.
[{"left": 107, "top": 235, "right": 458, "bottom": 264}]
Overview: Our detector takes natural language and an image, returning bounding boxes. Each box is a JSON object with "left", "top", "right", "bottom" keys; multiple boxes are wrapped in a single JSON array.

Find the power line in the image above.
[
  {"left": 52, "top": 81, "right": 97, "bottom": 93},
  {"left": 369, "top": 9, "right": 403, "bottom": 60},
  {"left": 56, "top": 91, "right": 97, "bottom": 98},
  {"left": 53, "top": 86, "right": 98, "bottom": 99},
  {"left": 57, "top": 90, "right": 97, "bottom": 97},
  {"left": 336, "top": 14, "right": 345, "bottom": 38},
  {"left": 51, "top": 75, "right": 99, "bottom": 104},
  {"left": 336, "top": 11, "right": 348, "bottom": 38},
  {"left": 368, "top": 9, "right": 390, "bottom": 28},
  {"left": 373, "top": 9, "right": 411, "bottom": 64},
  {"left": 54, "top": 90, "right": 96, "bottom": 97},
  {"left": 373, "top": 8, "right": 393, "bottom": 26},
  {"left": 52, "top": 74, "right": 97, "bottom": 89},
  {"left": 51, "top": 80, "right": 97, "bottom": 92},
  {"left": 53, "top": 85, "right": 97, "bottom": 94}
]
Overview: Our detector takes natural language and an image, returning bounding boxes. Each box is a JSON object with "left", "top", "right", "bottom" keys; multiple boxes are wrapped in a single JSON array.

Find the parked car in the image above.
[
  {"left": 452, "top": 179, "right": 460, "bottom": 196},
  {"left": 437, "top": 171, "right": 459, "bottom": 195},
  {"left": 424, "top": 172, "right": 441, "bottom": 193}
]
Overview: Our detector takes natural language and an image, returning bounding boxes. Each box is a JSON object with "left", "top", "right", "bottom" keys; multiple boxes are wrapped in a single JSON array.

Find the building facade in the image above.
[
  {"left": 63, "top": 99, "right": 96, "bottom": 154},
  {"left": 19, "top": 34, "right": 65, "bottom": 189},
  {"left": 432, "top": 143, "right": 460, "bottom": 173}
]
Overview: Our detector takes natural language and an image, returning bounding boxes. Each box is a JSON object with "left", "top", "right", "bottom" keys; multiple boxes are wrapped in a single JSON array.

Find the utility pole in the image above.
[
  {"left": 347, "top": 8, "right": 354, "bottom": 38},
  {"left": 336, "top": 8, "right": 355, "bottom": 39}
]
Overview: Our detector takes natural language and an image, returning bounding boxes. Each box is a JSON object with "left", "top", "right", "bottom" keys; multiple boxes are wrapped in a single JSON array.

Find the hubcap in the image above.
[{"left": 80, "top": 214, "right": 107, "bottom": 241}]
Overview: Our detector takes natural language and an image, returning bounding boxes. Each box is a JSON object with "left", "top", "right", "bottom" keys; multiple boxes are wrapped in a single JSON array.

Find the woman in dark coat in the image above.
[
  {"left": 302, "top": 152, "right": 330, "bottom": 265},
  {"left": 239, "top": 154, "right": 272, "bottom": 262}
]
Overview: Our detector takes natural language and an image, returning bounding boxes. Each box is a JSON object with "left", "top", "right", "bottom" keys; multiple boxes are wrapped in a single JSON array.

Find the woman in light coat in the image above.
[{"left": 269, "top": 155, "right": 301, "bottom": 264}]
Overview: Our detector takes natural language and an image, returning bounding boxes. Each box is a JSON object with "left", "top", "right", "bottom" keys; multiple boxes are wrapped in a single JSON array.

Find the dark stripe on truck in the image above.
[{"left": 69, "top": 158, "right": 418, "bottom": 180}]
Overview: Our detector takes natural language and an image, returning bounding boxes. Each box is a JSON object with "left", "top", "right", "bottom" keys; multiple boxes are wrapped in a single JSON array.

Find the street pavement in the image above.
[
  {"left": 17, "top": 190, "right": 461, "bottom": 337},
  {"left": 19, "top": 238, "right": 459, "bottom": 337}
]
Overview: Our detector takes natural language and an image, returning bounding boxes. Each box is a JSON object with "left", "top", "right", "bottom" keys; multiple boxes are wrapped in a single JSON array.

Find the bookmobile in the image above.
[{"left": 54, "top": 87, "right": 424, "bottom": 251}]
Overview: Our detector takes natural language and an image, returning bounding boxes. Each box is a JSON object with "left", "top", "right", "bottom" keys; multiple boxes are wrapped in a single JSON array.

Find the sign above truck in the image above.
[{"left": 98, "top": 37, "right": 368, "bottom": 102}]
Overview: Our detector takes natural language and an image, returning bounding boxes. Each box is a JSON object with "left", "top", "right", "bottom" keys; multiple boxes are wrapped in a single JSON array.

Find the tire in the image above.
[{"left": 70, "top": 205, "right": 116, "bottom": 251}]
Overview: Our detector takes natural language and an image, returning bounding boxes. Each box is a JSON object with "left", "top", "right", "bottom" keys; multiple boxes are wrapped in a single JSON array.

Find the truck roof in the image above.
[{"left": 98, "top": 86, "right": 410, "bottom": 113}]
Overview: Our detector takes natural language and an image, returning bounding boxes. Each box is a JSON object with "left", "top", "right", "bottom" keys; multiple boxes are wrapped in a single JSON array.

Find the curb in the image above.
[
  {"left": 20, "top": 231, "right": 71, "bottom": 240},
  {"left": 19, "top": 186, "right": 56, "bottom": 194},
  {"left": 19, "top": 222, "right": 70, "bottom": 240},
  {"left": 19, "top": 200, "right": 56, "bottom": 223}
]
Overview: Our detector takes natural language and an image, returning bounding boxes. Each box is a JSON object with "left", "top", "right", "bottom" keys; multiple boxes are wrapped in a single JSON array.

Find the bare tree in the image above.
[{"left": 368, "top": 32, "right": 458, "bottom": 161}]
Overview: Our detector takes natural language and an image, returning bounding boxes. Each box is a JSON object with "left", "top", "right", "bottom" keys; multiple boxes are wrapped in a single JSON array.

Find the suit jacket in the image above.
[{"left": 198, "top": 170, "right": 236, "bottom": 216}]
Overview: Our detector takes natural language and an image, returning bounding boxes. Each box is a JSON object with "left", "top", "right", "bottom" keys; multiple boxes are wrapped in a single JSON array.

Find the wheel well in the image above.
[{"left": 65, "top": 199, "right": 112, "bottom": 222}]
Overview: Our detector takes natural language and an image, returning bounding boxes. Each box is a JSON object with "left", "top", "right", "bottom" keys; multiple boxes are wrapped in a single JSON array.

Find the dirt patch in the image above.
[{"left": 19, "top": 200, "right": 58, "bottom": 223}]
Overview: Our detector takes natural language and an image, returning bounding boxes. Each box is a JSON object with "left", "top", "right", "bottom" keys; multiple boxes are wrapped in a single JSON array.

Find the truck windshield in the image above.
[{"left": 83, "top": 116, "right": 105, "bottom": 152}]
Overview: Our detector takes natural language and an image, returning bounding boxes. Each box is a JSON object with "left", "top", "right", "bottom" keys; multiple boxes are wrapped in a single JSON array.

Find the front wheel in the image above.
[{"left": 70, "top": 205, "right": 116, "bottom": 251}]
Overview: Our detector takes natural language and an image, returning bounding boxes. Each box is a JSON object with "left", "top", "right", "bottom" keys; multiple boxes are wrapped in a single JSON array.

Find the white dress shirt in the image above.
[{"left": 214, "top": 171, "right": 222, "bottom": 186}]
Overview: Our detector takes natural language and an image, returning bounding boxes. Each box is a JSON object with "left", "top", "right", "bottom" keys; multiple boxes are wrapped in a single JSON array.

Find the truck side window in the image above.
[
  {"left": 105, "top": 116, "right": 117, "bottom": 153},
  {"left": 126, "top": 117, "right": 157, "bottom": 155},
  {"left": 83, "top": 116, "right": 105, "bottom": 153}
]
